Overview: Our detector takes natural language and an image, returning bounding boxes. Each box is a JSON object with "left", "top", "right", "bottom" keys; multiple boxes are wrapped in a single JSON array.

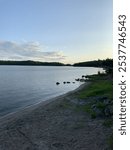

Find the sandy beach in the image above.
[{"left": 0, "top": 83, "right": 111, "bottom": 150}]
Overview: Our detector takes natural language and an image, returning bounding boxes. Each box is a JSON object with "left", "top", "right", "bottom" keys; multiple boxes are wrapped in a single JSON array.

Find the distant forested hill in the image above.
[
  {"left": 73, "top": 59, "right": 113, "bottom": 68},
  {"left": 0, "top": 60, "right": 65, "bottom": 66},
  {"left": 0, "top": 59, "right": 113, "bottom": 68}
]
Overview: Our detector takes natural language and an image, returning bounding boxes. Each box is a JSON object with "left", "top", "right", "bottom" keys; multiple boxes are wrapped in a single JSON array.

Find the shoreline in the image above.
[{"left": 0, "top": 82, "right": 90, "bottom": 124}]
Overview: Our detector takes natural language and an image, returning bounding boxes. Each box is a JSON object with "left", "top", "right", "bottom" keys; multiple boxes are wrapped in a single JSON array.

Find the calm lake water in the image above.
[{"left": 0, "top": 66, "right": 103, "bottom": 117}]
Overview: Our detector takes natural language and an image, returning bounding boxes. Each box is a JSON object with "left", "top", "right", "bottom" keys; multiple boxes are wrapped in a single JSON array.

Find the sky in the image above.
[{"left": 0, "top": 0, "right": 112, "bottom": 64}]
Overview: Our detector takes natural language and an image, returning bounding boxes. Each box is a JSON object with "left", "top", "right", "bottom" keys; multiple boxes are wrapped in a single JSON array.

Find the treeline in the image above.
[
  {"left": 0, "top": 60, "right": 65, "bottom": 66},
  {"left": 73, "top": 59, "right": 113, "bottom": 68},
  {"left": 0, "top": 59, "right": 113, "bottom": 68}
]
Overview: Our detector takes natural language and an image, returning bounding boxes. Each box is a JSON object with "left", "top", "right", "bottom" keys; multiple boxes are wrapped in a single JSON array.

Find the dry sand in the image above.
[{"left": 0, "top": 83, "right": 111, "bottom": 150}]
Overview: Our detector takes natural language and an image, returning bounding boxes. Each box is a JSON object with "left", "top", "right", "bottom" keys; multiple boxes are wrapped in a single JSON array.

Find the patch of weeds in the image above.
[
  {"left": 82, "top": 105, "right": 96, "bottom": 118},
  {"left": 107, "top": 134, "right": 113, "bottom": 150},
  {"left": 76, "top": 104, "right": 96, "bottom": 119},
  {"left": 90, "top": 111, "right": 96, "bottom": 119},
  {"left": 82, "top": 105, "right": 91, "bottom": 113},
  {"left": 103, "top": 119, "right": 113, "bottom": 128},
  {"left": 78, "top": 80, "right": 113, "bottom": 99},
  {"left": 75, "top": 104, "right": 91, "bottom": 113},
  {"left": 96, "top": 102, "right": 106, "bottom": 110},
  {"left": 73, "top": 122, "right": 85, "bottom": 129},
  {"left": 76, "top": 78, "right": 113, "bottom": 119}
]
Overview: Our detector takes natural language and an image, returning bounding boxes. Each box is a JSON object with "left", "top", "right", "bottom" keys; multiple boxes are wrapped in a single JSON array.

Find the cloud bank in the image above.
[{"left": 0, "top": 41, "right": 66, "bottom": 62}]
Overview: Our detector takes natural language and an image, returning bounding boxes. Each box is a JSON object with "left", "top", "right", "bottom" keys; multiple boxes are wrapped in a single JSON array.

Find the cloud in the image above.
[{"left": 0, "top": 40, "right": 66, "bottom": 61}]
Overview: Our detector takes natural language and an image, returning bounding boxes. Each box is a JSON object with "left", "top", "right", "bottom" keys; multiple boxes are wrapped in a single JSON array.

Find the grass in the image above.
[
  {"left": 76, "top": 103, "right": 97, "bottom": 119},
  {"left": 103, "top": 119, "right": 113, "bottom": 127},
  {"left": 76, "top": 74, "right": 113, "bottom": 119},
  {"left": 79, "top": 80, "right": 113, "bottom": 100}
]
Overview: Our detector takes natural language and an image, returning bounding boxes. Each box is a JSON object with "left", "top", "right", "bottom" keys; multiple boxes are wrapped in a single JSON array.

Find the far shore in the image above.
[{"left": 0, "top": 79, "right": 112, "bottom": 150}]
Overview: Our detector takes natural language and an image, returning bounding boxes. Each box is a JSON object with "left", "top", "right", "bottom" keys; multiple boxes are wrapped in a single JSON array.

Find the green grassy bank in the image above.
[{"left": 77, "top": 73, "right": 113, "bottom": 149}]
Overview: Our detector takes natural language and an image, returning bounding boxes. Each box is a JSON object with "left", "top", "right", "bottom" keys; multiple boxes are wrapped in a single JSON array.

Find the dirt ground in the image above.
[{"left": 0, "top": 84, "right": 112, "bottom": 150}]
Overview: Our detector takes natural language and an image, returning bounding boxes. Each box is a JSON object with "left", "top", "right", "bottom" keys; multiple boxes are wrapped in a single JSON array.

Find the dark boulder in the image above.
[{"left": 56, "top": 82, "right": 60, "bottom": 85}]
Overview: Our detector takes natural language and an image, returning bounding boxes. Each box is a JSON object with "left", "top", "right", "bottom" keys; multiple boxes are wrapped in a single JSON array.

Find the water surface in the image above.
[{"left": 0, "top": 66, "right": 103, "bottom": 117}]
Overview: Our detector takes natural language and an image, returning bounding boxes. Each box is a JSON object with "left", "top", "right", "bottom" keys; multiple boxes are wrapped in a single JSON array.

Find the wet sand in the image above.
[{"left": 0, "top": 83, "right": 111, "bottom": 150}]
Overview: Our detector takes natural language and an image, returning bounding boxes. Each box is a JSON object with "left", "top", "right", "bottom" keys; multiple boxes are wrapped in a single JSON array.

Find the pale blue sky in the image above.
[{"left": 0, "top": 0, "right": 112, "bottom": 64}]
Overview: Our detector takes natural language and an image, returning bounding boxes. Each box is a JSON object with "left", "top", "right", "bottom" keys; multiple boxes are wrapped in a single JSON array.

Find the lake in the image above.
[{"left": 0, "top": 66, "right": 104, "bottom": 117}]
